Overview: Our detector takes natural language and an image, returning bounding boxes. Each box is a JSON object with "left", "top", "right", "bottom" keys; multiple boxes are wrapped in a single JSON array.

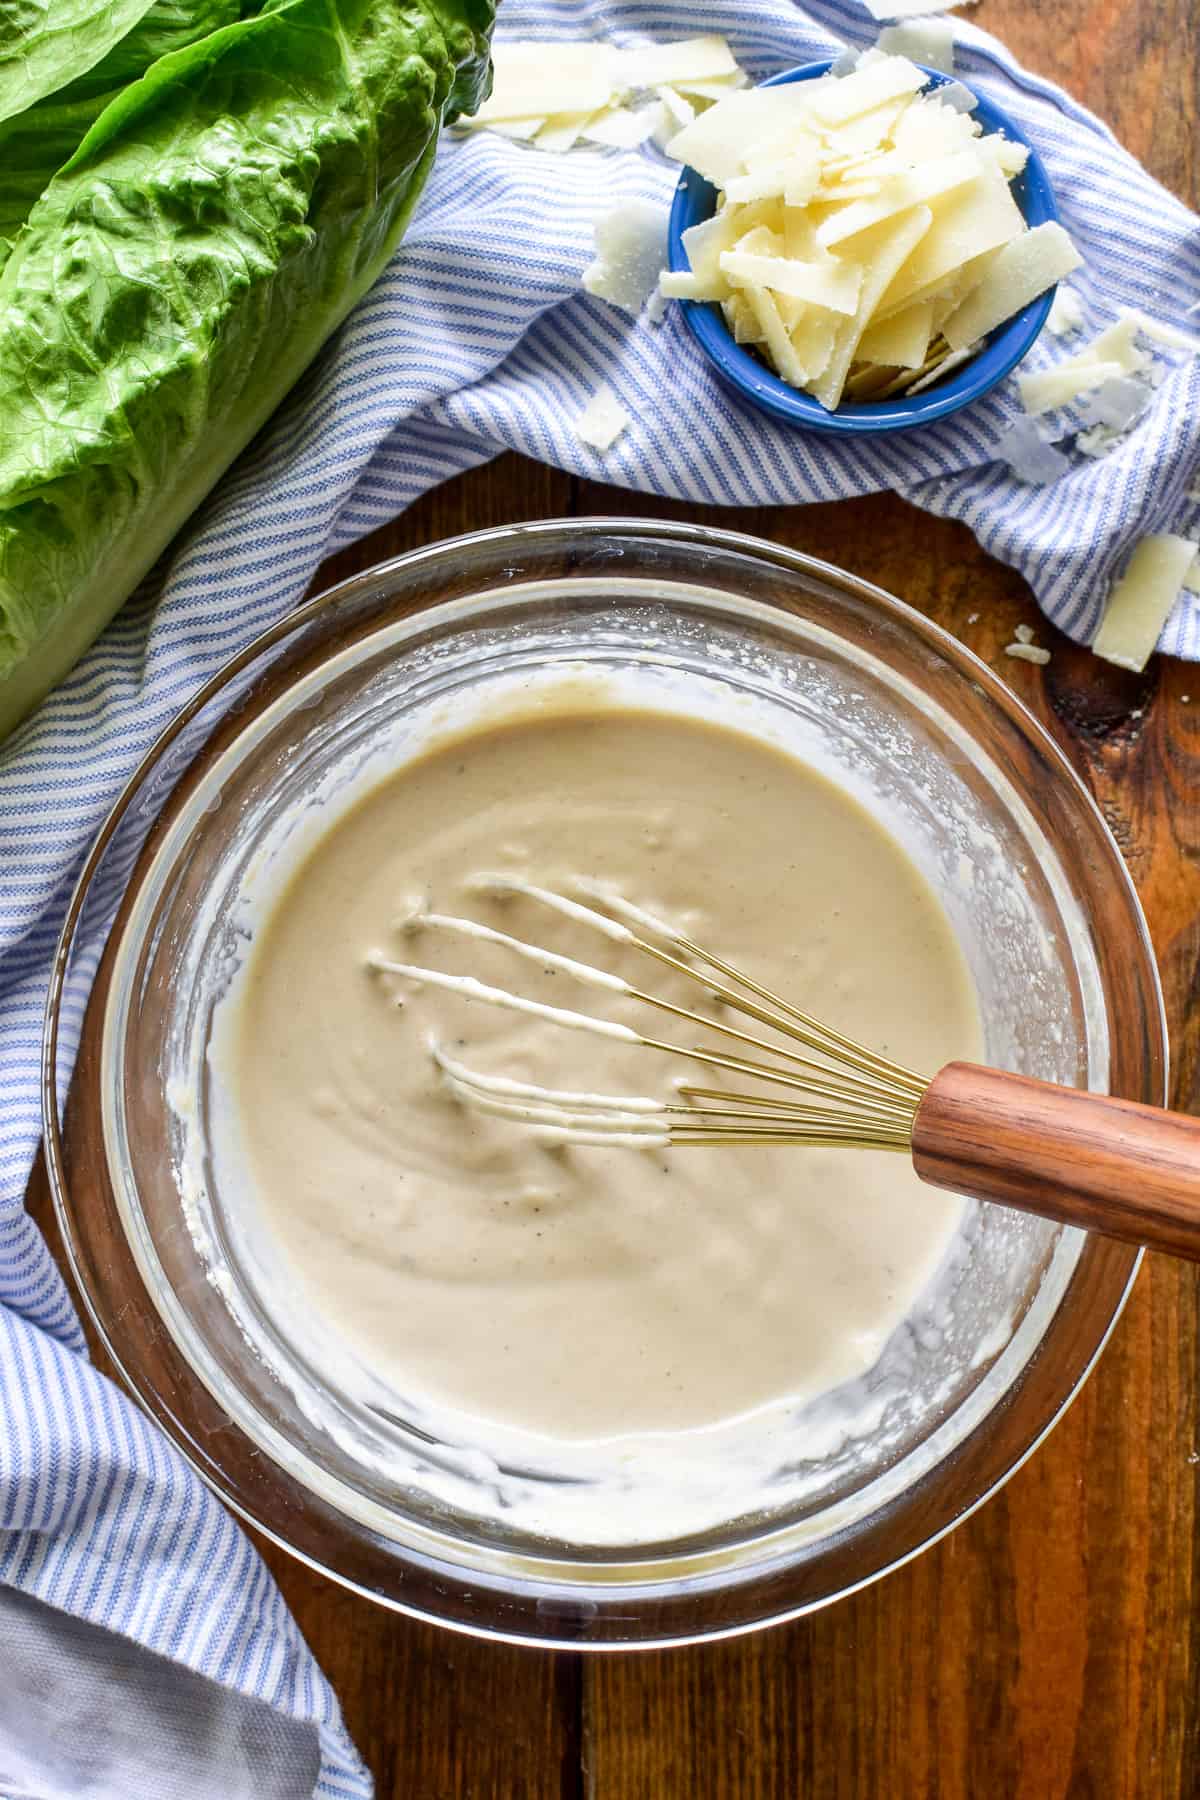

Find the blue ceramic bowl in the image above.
[{"left": 666, "top": 61, "right": 1061, "bottom": 436}]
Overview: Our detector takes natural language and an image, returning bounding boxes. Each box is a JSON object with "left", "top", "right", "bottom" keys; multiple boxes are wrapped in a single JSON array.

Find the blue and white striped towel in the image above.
[{"left": 2, "top": 0, "right": 1197, "bottom": 1792}]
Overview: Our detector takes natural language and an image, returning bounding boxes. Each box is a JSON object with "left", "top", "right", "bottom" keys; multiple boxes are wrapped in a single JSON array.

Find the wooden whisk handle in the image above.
[{"left": 912, "top": 1062, "right": 1200, "bottom": 1261}]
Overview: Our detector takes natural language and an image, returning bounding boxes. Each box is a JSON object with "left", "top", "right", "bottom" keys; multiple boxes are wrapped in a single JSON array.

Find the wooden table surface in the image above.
[{"left": 30, "top": 0, "right": 1200, "bottom": 1793}]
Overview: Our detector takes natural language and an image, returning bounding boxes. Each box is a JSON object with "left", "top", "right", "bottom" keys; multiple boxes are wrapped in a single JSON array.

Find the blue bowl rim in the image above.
[{"left": 666, "top": 60, "right": 1061, "bottom": 436}]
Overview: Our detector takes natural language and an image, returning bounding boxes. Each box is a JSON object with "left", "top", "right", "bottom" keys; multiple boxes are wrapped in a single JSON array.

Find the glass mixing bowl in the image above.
[{"left": 44, "top": 519, "right": 1165, "bottom": 1647}]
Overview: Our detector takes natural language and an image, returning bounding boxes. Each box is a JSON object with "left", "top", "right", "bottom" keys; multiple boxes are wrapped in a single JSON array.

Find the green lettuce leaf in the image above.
[
  {"left": 0, "top": 0, "right": 494, "bottom": 734},
  {"left": 0, "top": 1, "right": 246, "bottom": 266},
  {"left": 0, "top": 0, "right": 159, "bottom": 123}
]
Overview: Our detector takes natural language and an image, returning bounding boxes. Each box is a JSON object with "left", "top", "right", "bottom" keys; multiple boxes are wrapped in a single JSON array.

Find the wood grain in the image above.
[
  {"left": 28, "top": 0, "right": 1200, "bottom": 1793},
  {"left": 913, "top": 1063, "right": 1200, "bottom": 1259}
]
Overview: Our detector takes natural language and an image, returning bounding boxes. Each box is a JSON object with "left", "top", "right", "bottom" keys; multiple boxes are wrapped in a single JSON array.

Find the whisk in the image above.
[{"left": 368, "top": 877, "right": 1200, "bottom": 1263}]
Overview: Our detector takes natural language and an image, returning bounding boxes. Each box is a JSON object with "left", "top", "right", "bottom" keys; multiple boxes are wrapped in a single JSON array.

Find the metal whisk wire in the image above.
[{"left": 367, "top": 877, "right": 930, "bottom": 1151}]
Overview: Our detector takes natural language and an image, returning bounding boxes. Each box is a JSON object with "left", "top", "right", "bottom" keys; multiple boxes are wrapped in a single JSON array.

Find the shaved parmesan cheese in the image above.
[
  {"left": 811, "top": 55, "right": 926, "bottom": 126},
  {"left": 536, "top": 111, "right": 598, "bottom": 153},
  {"left": 723, "top": 292, "right": 764, "bottom": 344},
  {"left": 873, "top": 243, "right": 993, "bottom": 323},
  {"left": 937, "top": 80, "right": 978, "bottom": 112},
  {"left": 876, "top": 19, "right": 955, "bottom": 74},
  {"left": 815, "top": 150, "right": 981, "bottom": 246},
  {"left": 743, "top": 284, "right": 810, "bottom": 385},
  {"left": 783, "top": 149, "right": 824, "bottom": 207},
  {"left": 906, "top": 341, "right": 975, "bottom": 393},
  {"left": 892, "top": 92, "right": 979, "bottom": 160},
  {"left": 656, "top": 84, "right": 695, "bottom": 128},
  {"left": 667, "top": 88, "right": 816, "bottom": 184},
  {"left": 582, "top": 199, "right": 667, "bottom": 314},
  {"left": 657, "top": 51, "right": 1080, "bottom": 411},
  {"left": 574, "top": 384, "right": 630, "bottom": 451},
  {"left": 995, "top": 415, "right": 1070, "bottom": 483},
  {"left": 815, "top": 178, "right": 887, "bottom": 205},
  {"left": 821, "top": 97, "right": 909, "bottom": 156},
  {"left": 614, "top": 34, "right": 738, "bottom": 89},
  {"left": 788, "top": 308, "right": 840, "bottom": 382},
  {"left": 1094, "top": 535, "right": 1197, "bottom": 670},
  {"left": 1124, "top": 308, "right": 1200, "bottom": 355},
  {"left": 726, "top": 143, "right": 822, "bottom": 204},
  {"left": 1076, "top": 375, "right": 1150, "bottom": 432},
  {"left": 987, "top": 136, "right": 1029, "bottom": 177},
  {"left": 941, "top": 222, "right": 1081, "bottom": 349},
  {"left": 814, "top": 205, "right": 933, "bottom": 408},
  {"left": 858, "top": 297, "right": 934, "bottom": 367},
  {"left": 878, "top": 167, "right": 1025, "bottom": 312},
  {"left": 1047, "top": 284, "right": 1084, "bottom": 334},
  {"left": 1075, "top": 425, "right": 1121, "bottom": 457},
  {"left": 680, "top": 209, "right": 743, "bottom": 285},
  {"left": 472, "top": 115, "right": 545, "bottom": 141},
  {"left": 731, "top": 223, "right": 785, "bottom": 258},
  {"left": 1083, "top": 314, "right": 1148, "bottom": 374},
  {"left": 720, "top": 248, "right": 863, "bottom": 314},
  {"left": 659, "top": 267, "right": 724, "bottom": 301},
  {"left": 740, "top": 129, "right": 809, "bottom": 172},
  {"left": 463, "top": 35, "right": 747, "bottom": 155},
  {"left": 671, "top": 72, "right": 751, "bottom": 101},
  {"left": 1006, "top": 642, "right": 1051, "bottom": 664},
  {"left": 1019, "top": 315, "right": 1152, "bottom": 415},
  {"left": 1018, "top": 359, "right": 1124, "bottom": 414},
  {"left": 473, "top": 43, "right": 616, "bottom": 123},
  {"left": 581, "top": 105, "right": 659, "bottom": 148}
]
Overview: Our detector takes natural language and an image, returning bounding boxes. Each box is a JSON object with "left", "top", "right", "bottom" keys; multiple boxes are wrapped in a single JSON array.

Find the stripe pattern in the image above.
[{"left": 1, "top": 1, "right": 1196, "bottom": 1792}]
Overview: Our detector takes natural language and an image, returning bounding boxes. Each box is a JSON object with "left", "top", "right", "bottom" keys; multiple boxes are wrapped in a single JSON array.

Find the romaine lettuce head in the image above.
[
  {"left": 0, "top": 2, "right": 247, "bottom": 268},
  {"left": 0, "top": 0, "right": 494, "bottom": 736}
]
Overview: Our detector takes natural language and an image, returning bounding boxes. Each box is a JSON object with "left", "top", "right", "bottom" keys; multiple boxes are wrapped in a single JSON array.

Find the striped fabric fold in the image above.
[{"left": 1, "top": 1, "right": 1196, "bottom": 1793}]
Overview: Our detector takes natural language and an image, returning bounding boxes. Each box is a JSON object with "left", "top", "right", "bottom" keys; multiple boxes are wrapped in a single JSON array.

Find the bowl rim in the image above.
[
  {"left": 41, "top": 517, "right": 1163, "bottom": 1646},
  {"left": 667, "top": 59, "right": 1060, "bottom": 436}
]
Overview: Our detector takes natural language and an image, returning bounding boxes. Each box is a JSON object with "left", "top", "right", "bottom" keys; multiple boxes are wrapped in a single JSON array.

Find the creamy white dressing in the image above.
[{"left": 212, "top": 700, "right": 982, "bottom": 1447}]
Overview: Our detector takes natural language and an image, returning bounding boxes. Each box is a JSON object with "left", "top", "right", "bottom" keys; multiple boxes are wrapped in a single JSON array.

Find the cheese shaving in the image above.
[
  {"left": 472, "top": 44, "right": 615, "bottom": 123},
  {"left": 656, "top": 84, "right": 695, "bottom": 128},
  {"left": 857, "top": 298, "right": 934, "bottom": 368},
  {"left": 1047, "top": 284, "right": 1084, "bottom": 335},
  {"left": 574, "top": 384, "right": 630, "bottom": 451},
  {"left": 876, "top": 20, "right": 956, "bottom": 74},
  {"left": 719, "top": 249, "right": 863, "bottom": 314},
  {"left": 1093, "top": 534, "right": 1197, "bottom": 671},
  {"left": 656, "top": 51, "right": 1079, "bottom": 412},
  {"left": 906, "top": 341, "right": 975, "bottom": 393},
  {"left": 941, "top": 222, "right": 1082, "bottom": 350},
  {"left": 1076, "top": 375, "right": 1151, "bottom": 433},
  {"left": 670, "top": 73, "right": 750, "bottom": 101},
  {"left": 470, "top": 115, "right": 544, "bottom": 141},
  {"left": 461, "top": 35, "right": 746, "bottom": 152},
  {"left": 582, "top": 200, "right": 667, "bottom": 315},
  {"left": 810, "top": 56, "right": 926, "bottom": 125},
  {"left": 644, "top": 286, "right": 668, "bottom": 326},
  {"left": 581, "top": 105, "right": 659, "bottom": 148},
  {"left": 536, "top": 111, "right": 597, "bottom": 153},
  {"left": 994, "top": 415, "right": 1070, "bottom": 484},
  {"left": 1005, "top": 642, "right": 1051, "bottom": 665},
  {"left": 1018, "top": 359, "right": 1125, "bottom": 415},
  {"left": 1123, "top": 308, "right": 1200, "bottom": 355},
  {"left": 613, "top": 35, "right": 738, "bottom": 89},
  {"left": 1018, "top": 312, "right": 1159, "bottom": 416}
]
